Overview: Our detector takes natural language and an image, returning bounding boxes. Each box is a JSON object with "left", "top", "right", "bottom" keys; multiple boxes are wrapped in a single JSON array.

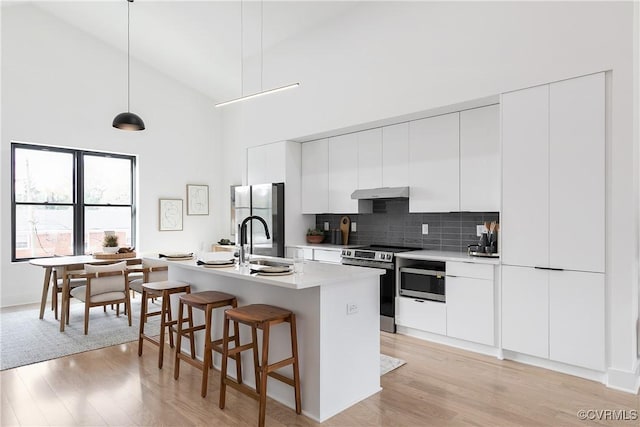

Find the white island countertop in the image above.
[{"left": 158, "top": 256, "right": 383, "bottom": 290}]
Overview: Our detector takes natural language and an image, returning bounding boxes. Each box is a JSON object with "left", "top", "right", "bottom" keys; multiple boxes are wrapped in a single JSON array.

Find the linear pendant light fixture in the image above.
[
  {"left": 215, "top": 0, "right": 299, "bottom": 108},
  {"left": 113, "top": 0, "right": 145, "bottom": 131}
]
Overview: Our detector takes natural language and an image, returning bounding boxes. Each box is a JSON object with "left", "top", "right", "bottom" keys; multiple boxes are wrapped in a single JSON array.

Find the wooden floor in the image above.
[{"left": 1, "top": 331, "right": 638, "bottom": 426}]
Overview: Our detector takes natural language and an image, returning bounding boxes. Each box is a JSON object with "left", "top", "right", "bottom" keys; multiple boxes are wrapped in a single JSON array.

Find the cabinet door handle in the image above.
[
  {"left": 534, "top": 266, "right": 565, "bottom": 271},
  {"left": 414, "top": 299, "right": 425, "bottom": 303}
]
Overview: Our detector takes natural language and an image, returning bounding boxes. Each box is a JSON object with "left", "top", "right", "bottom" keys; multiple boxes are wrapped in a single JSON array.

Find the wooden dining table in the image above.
[{"left": 29, "top": 255, "right": 141, "bottom": 332}]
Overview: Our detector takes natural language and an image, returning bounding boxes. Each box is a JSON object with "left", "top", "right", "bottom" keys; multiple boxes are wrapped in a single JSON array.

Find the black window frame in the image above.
[{"left": 11, "top": 142, "right": 137, "bottom": 262}]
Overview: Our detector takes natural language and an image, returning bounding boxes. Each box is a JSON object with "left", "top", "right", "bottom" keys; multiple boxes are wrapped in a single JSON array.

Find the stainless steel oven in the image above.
[
  {"left": 399, "top": 261, "right": 446, "bottom": 302},
  {"left": 341, "top": 245, "right": 415, "bottom": 333}
]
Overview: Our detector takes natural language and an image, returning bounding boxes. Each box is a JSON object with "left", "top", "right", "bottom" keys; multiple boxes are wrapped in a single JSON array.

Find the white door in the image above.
[
  {"left": 408, "top": 112, "right": 460, "bottom": 212},
  {"left": 328, "top": 134, "right": 358, "bottom": 213},
  {"left": 357, "top": 128, "right": 383, "bottom": 189},
  {"left": 501, "top": 86, "right": 550, "bottom": 267},
  {"left": 301, "top": 139, "right": 329, "bottom": 214},
  {"left": 446, "top": 276, "right": 494, "bottom": 346},
  {"left": 382, "top": 122, "right": 409, "bottom": 187},
  {"left": 549, "top": 270, "right": 605, "bottom": 371},
  {"left": 459, "top": 104, "right": 500, "bottom": 212},
  {"left": 549, "top": 73, "right": 605, "bottom": 272},
  {"left": 501, "top": 265, "right": 549, "bottom": 358}
]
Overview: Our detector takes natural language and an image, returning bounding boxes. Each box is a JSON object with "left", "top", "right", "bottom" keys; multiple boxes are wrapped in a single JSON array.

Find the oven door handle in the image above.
[
  {"left": 399, "top": 267, "right": 445, "bottom": 276},
  {"left": 341, "top": 260, "right": 394, "bottom": 270}
]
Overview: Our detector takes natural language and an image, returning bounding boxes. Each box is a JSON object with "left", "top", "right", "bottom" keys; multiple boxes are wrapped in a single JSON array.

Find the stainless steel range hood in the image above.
[{"left": 350, "top": 186, "right": 410, "bottom": 200}]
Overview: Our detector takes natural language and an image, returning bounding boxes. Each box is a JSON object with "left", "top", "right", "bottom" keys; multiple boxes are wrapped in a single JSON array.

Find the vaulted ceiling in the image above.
[{"left": 19, "top": 1, "right": 360, "bottom": 103}]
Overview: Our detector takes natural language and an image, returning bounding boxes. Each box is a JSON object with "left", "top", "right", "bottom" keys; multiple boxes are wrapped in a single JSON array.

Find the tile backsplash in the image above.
[{"left": 315, "top": 199, "right": 499, "bottom": 253}]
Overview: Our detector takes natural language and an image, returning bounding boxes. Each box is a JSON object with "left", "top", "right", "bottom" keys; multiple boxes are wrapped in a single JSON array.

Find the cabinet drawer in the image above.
[
  {"left": 313, "top": 249, "right": 342, "bottom": 264},
  {"left": 446, "top": 261, "right": 493, "bottom": 280},
  {"left": 396, "top": 297, "right": 446, "bottom": 335}
]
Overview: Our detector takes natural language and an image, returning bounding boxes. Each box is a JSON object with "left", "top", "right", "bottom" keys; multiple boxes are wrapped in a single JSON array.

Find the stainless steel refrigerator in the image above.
[{"left": 234, "top": 183, "right": 285, "bottom": 257}]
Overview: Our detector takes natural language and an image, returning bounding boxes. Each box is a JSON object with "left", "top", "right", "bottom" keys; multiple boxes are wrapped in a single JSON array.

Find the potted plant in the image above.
[
  {"left": 102, "top": 234, "right": 119, "bottom": 253},
  {"left": 306, "top": 228, "right": 325, "bottom": 244}
]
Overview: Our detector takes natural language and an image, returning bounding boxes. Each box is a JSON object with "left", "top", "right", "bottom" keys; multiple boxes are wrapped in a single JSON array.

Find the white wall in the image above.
[
  {"left": 1, "top": 4, "right": 224, "bottom": 306},
  {"left": 219, "top": 2, "right": 639, "bottom": 391}
]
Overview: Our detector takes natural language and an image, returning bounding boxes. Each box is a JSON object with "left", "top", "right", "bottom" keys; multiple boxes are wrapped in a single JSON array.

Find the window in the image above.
[{"left": 11, "top": 143, "right": 136, "bottom": 261}]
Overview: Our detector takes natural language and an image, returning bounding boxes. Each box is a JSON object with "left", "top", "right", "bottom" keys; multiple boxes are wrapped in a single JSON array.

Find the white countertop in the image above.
[
  {"left": 155, "top": 256, "right": 383, "bottom": 290},
  {"left": 397, "top": 250, "right": 500, "bottom": 265},
  {"left": 287, "top": 243, "right": 363, "bottom": 251}
]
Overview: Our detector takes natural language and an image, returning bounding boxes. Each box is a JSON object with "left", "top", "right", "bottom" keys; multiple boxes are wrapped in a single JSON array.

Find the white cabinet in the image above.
[
  {"left": 396, "top": 297, "right": 446, "bottom": 335},
  {"left": 501, "top": 85, "right": 550, "bottom": 267},
  {"left": 313, "top": 249, "right": 342, "bottom": 264},
  {"left": 408, "top": 112, "right": 460, "bottom": 212},
  {"left": 501, "top": 73, "right": 604, "bottom": 272},
  {"left": 501, "top": 265, "right": 549, "bottom": 359},
  {"left": 382, "top": 123, "right": 409, "bottom": 187},
  {"left": 446, "top": 262, "right": 495, "bottom": 346},
  {"left": 357, "top": 128, "right": 382, "bottom": 189},
  {"left": 549, "top": 270, "right": 605, "bottom": 371},
  {"left": 301, "top": 139, "right": 329, "bottom": 214},
  {"left": 548, "top": 74, "right": 605, "bottom": 272},
  {"left": 502, "top": 265, "right": 605, "bottom": 371},
  {"left": 328, "top": 134, "right": 358, "bottom": 213},
  {"left": 247, "top": 143, "right": 286, "bottom": 185},
  {"left": 459, "top": 105, "right": 500, "bottom": 212}
]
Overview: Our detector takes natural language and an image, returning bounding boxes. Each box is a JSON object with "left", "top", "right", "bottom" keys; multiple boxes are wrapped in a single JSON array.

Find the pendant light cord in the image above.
[
  {"left": 260, "top": 0, "right": 263, "bottom": 92},
  {"left": 240, "top": 0, "right": 244, "bottom": 97},
  {"left": 127, "top": 0, "right": 131, "bottom": 112}
]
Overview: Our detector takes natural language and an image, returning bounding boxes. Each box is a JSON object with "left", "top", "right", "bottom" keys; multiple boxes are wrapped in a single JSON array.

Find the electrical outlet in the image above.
[
  {"left": 347, "top": 303, "right": 359, "bottom": 315},
  {"left": 324, "top": 222, "right": 330, "bottom": 231},
  {"left": 476, "top": 225, "right": 485, "bottom": 237},
  {"left": 422, "top": 224, "right": 429, "bottom": 235},
  {"left": 351, "top": 222, "right": 357, "bottom": 232}
]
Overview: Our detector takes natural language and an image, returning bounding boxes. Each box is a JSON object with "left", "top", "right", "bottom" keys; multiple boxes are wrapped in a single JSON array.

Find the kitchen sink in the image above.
[{"left": 248, "top": 259, "right": 292, "bottom": 268}]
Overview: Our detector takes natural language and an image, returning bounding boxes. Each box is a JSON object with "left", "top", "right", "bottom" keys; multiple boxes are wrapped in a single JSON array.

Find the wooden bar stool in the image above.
[
  {"left": 219, "top": 304, "right": 301, "bottom": 427},
  {"left": 138, "top": 281, "right": 191, "bottom": 369},
  {"left": 174, "top": 291, "right": 242, "bottom": 398}
]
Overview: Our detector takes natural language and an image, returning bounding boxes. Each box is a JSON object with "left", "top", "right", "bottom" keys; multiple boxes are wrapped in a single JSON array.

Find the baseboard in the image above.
[
  {"left": 396, "top": 326, "right": 501, "bottom": 358},
  {"left": 606, "top": 359, "right": 640, "bottom": 394},
  {"left": 502, "top": 350, "right": 606, "bottom": 384}
]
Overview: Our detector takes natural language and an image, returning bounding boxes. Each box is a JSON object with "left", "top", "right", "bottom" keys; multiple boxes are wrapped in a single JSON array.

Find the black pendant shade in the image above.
[
  {"left": 113, "top": 0, "right": 145, "bottom": 131},
  {"left": 113, "top": 112, "right": 145, "bottom": 131}
]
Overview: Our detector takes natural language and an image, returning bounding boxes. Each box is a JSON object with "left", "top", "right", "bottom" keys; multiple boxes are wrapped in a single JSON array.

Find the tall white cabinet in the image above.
[
  {"left": 501, "top": 73, "right": 605, "bottom": 371},
  {"left": 328, "top": 134, "right": 359, "bottom": 213},
  {"left": 357, "top": 128, "right": 383, "bottom": 189}
]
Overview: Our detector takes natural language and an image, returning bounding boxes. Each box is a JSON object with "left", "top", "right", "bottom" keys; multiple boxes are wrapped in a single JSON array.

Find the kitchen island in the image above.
[{"left": 161, "top": 257, "right": 384, "bottom": 423}]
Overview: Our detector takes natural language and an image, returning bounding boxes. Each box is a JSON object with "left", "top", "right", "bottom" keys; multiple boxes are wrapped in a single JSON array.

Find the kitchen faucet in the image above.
[{"left": 238, "top": 215, "right": 271, "bottom": 266}]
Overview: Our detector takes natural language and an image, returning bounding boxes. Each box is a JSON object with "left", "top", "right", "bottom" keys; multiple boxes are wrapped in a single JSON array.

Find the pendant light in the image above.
[
  {"left": 113, "top": 0, "right": 145, "bottom": 131},
  {"left": 215, "top": 0, "right": 299, "bottom": 108}
]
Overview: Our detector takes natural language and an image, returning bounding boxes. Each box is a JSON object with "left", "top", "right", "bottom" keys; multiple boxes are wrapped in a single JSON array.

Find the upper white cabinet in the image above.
[
  {"left": 247, "top": 142, "right": 286, "bottom": 185},
  {"left": 501, "top": 85, "right": 550, "bottom": 267},
  {"left": 301, "top": 139, "right": 329, "bottom": 214},
  {"left": 548, "top": 74, "right": 605, "bottom": 272},
  {"left": 501, "top": 73, "right": 604, "bottom": 272},
  {"left": 328, "top": 134, "right": 358, "bottom": 213},
  {"left": 459, "top": 105, "right": 500, "bottom": 212},
  {"left": 357, "top": 128, "right": 383, "bottom": 189},
  {"left": 382, "top": 123, "right": 409, "bottom": 187},
  {"left": 409, "top": 113, "right": 460, "bottom": 212}
]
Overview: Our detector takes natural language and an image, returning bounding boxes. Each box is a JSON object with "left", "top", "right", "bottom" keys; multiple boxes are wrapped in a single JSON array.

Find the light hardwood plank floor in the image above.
[{"left": 1, "top": 331, "right": 638, "bottom": 426}]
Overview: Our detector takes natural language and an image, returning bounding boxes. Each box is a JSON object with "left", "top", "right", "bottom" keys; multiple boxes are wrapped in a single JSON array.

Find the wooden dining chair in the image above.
[
  {"left": 51, "top": 264, "right": 86, "bottom": 320},
  {"left": 68, "top": 261, "right": 132, "bottom": 334}
]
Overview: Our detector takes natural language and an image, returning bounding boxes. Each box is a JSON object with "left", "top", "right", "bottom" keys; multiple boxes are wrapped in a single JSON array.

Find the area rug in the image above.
[
  {"left": 0, "top": 298, "right": 159, "bottom": 370},
  {"left": 380, "top": 354, "right": 406, "bottom": 375}
]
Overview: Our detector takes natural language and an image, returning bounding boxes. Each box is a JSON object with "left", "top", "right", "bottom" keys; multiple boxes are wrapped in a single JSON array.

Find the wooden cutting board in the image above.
[{"left": 340, "top": 216, "right": 350, "bottom": 245}]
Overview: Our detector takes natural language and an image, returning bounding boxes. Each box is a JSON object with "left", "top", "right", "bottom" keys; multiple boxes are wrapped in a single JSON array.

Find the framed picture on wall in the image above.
[
  {"left": 187, "top": 184, "right": 209, "bottom": 215},
  {"left": 159, "top": 199, "right": 183, "bottom": 231}
]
